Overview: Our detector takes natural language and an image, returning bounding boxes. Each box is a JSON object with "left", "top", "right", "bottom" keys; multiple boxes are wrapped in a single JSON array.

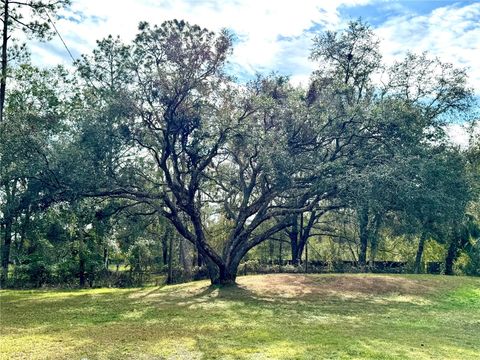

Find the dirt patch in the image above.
[
  {"left": 129, "top": 274, "right": 455, "bottom": 305},
  {"left": 236, "top": 274, "right": 442, "bottom": 300}
]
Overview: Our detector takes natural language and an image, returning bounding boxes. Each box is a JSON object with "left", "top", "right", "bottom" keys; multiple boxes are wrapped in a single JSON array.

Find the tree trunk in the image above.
[
  {"left": 211, "top": 245, "right": 249, "bottom": 285},
  {"left": 78, "top": 231, "right": 86, "bottom": 287},
  {"left": 166, "top": 231, "right": 174, "bottom": 284},
  {"left": 162, "top": 234, "right": 168, "bottom": 266},
  {"left": 368, "top": 214, "right": 382, "bottom": 270},
  {"left": 79, "top": 257, "right": 86, "bottom": 287},
  {"left": 1, "top": 181, "right": 15, "bottom": 288},
  {"left": 291, "top": 212, "right": 312, "bottom": 266},
  {"left": 369, "top": 242, "right": 377, "bottom": 270},
  {"left": 445, "top": 238, "right": 458, "bottom": 276},
  {"left": 0, "top": 0, "right": 9, "bottom": 123},
  {"left": 414, "top": 232, "right": 427, "bottom": 274},
  {"left": 1, "top": 218, "right": 12, "bottom": 288},
  {"left": 290, "top": 239, "right": 300, "bottom": 265},
  {"left": 196, "top": 247, "right": 203, "bottom": 267},
  {"left": 358, "top": 205, "right": 369, "bottom": 270},
  {"left": 103, "top": 247, "right": 109, "bottom": 270},
  {"left": 289, "top": 215, "right": 300, "bottom": 265},
  {"left": 179, "top": 237, "right": 191, "bottom": 275},
  {"left": 268, "top": 239, "right": 274, "bottom": 265},
  {"left": 215, "top": 263, "right": 237, "bottom": 285},
  {"left": 304, "top": 239, "right": 308, "bottom": 273},
  {"left": 278, "top": 239, "right": 283, "bottom": 267},
  {"left": 16, "top": 208, "right": 30, "bottom": 257},
  {"left": 218, "top": 267, "right": 236, "bottom": 285}
]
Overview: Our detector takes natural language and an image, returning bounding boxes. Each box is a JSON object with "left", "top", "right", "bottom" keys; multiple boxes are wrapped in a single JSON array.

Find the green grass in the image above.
[{"left": 1, "top": 274, "right": 479, "bottom": 359}]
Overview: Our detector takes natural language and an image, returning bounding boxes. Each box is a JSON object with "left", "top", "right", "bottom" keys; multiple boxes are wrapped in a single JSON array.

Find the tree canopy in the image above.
[{"left": 0, "top": 18, "right": 478, "bottom": 288}]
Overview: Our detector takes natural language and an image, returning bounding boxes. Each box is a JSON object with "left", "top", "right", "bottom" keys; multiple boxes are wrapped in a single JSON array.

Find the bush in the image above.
[
  {"left": 282, "top": 264, "right": 304, "bottom": 273},
  {"left": 239, "top": 260, "right": 261, "bottom": 275},
  {"left": 192, "top": 265, "right": 210, "bottom": 280},
  {"left": 462, "top": 240, "right": 480, "bottom": 276},
  {"left": 10, "top": 261, "right": 55, "bottom": 288},
  {"left": 56, "top": 259, "right": 79, "bottom": 285}
]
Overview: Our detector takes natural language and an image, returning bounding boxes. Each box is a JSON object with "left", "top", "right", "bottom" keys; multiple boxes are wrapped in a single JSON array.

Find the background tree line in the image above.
[{"left": 1, "top": 6, "right": 479, "bottom": 287}]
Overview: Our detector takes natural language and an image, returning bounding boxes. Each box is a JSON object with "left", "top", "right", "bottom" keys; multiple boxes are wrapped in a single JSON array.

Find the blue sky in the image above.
[
  {"left": 28, "top": 0, "right": 479, "bottom": 144},
  {"left": 339, "top": 0, "right": 479, "bottom": 26}
]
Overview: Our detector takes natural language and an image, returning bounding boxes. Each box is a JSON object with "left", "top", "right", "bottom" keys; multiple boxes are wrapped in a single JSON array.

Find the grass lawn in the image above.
[{"left": 1, "top": 274, "right": 479, "bottom": 359}]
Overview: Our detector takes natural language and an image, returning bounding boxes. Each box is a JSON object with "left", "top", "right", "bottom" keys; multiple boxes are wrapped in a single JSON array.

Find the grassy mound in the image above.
[{"left": 1, "top": 274, "right": 479, "bottom": 359}]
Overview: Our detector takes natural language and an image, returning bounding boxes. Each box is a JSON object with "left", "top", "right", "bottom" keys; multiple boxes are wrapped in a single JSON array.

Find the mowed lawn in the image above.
[{"left": 1, "top": 274, "right": 479, "bottom": 360}]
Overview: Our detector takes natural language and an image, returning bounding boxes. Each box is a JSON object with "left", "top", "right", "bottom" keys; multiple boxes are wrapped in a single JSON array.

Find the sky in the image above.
[{"left": 28, "top": 0, "right": 480, "bottom": 146}]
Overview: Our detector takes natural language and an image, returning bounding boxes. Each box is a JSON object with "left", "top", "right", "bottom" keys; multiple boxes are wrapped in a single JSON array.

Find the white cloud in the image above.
[
  {"left": 444, "top": 123, "right": 470, "bottom": 148},
  {"left": 25, "top": 1, "right": 480, "bottom": 150},
  {"left": 29, "top": 0, "right": 372, "bottom": 80},
  {"left": 375, "top": 2, "right": 480, "bottom": 92},
  {"left": 27, "top": 0, "right": 479, "bottom": 96},
  {"left": 444, "top": 121, "right": 480, "bottom": 148}
]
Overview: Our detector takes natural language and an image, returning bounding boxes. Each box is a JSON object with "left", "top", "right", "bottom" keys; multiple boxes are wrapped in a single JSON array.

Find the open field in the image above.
[{"left": 1, "top": 274, "right": 479, "bottom": 359}]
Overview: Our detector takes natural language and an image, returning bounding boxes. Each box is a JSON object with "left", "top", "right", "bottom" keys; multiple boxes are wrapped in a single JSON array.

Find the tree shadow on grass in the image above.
[
  {"left": 2, "top": 274, "right": 452, "bottom": 333},
  {"left": 61, "top": 282, "right": 480, "bottom": 360},
  {"left": 2, "top": 275, "right": 480, "bottom": 359}
]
